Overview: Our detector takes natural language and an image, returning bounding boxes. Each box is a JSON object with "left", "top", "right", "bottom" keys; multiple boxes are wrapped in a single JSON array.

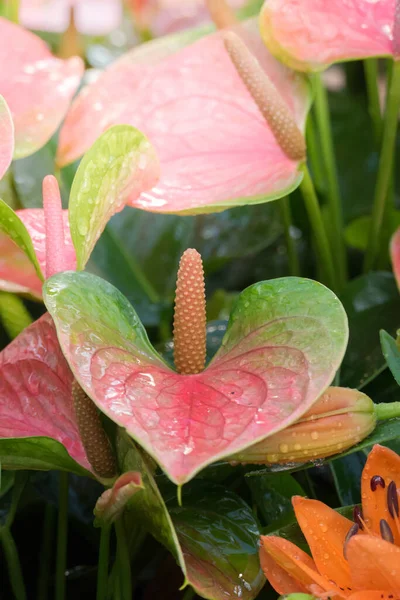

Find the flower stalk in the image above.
[{"left": 364, "top": 59, "right": 400, "bottom": 272}]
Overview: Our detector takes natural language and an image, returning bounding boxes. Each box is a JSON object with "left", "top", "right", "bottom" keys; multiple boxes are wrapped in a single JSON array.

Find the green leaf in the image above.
[
  {"left": 0, "top": 199, "right": 43, "bottom": 281},
  {"left": 12, "top": 140, "right": 60, "bottom": 209},
  {"left": 0, "top": 437, "right": 91, "bottom": 477},
  {"left": 246, "top": 472, "right": 304, "bottom": 527},
  {"left": 69, "top": 125, "right": 159, "bottom": 270},
  {"left": 330, "top": 453, "right": 364, "bottom": 506},
  {"left": 380, "top": 329, "right": 400, "bottom": 386},
  {"left": 340, "top": 272, "right": 400, "bottom": 388},
  {"left": 118, "top": 432, "right": 264, "bottom": 600},
  {"left": 345, "top": 212, "right": 400, "bottom": 251}
]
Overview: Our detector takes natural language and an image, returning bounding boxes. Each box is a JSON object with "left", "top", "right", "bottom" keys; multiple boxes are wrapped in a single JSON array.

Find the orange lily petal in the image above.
[
  {"left": 361, "top": 444, "right": 400, "bottom": 544},
  {"left": 347, "top": 534, "right": 400, "bottom": 593},
  {"left": 292, "top": 496, "right": 353, "bottom": 590},
  {"left": 259, "top": 535, "right": 345, "bottom": 599},
  {"left": 349, "top": 593, "right": 400, "bottom": 600}
]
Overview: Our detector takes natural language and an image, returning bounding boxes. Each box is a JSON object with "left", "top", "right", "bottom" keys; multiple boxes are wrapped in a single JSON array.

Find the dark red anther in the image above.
[
  {"left": 387, "top": 480, "right": 399, "bottom": 518},
  {"left": 380, "top": 518, "right": 394, "bottom": 543},
  {"left": 370, "top": 475, "right": 385, "bottom": 491},
  {"left": 353, "top": 505, "right": 364, "bottom": 529},
  {"left": 343, "top": 523, "right": 359, "bottom": 559}
]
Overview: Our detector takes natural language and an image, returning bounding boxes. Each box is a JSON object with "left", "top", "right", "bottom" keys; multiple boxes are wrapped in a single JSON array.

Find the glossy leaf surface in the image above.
[
  {"left": 69, "top": 125, "right": 159, "bottom": 270},
  {"left": 0, "top": 96, "right": 14, "bottom": 180},
  {"left": 380, "top": 329, "right": 400, "bottom": 386},
  {"left": 260, "top": 0, "right": 396, "bottom": 72},
  {"left": 58, "top": 19, "right": 310, "bottom": 214},
  {"left": 119, "top": 432, "right": 264, "bottom": 600},
  {"left": 340, "top": 272, "right": 400, "bottom": 389},
  {"left": 0, "top": 17, "right": 83, "bottom": 159},
  {"left": 44, "top": 271, "right": 347, "bottom": 484},
  {"left": 0, "top": 314, "right": 91, "bottom": 473}
]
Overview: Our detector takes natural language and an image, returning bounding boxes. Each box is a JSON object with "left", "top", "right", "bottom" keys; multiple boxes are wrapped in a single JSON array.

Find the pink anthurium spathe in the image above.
[
  {"left": 0, "top": 96, "right": 14, "bottom": 181},
  {"left": 260, "top": 0, "right": 399, "bottom": 72},
  {"left": 0, "top": 17, "right": 83, "bottom": 159},
  {"left": 390, "top": 227, "right": 400, "bottom": 289},
  {"left": 0, "top": 125, "right": 158, "bottom": 477},
  {"left": 57, "top": 17, "right": 311, "bottom": 214},
  {"left": 20, "top": 0, "right": 123, "bottom": 36},
  {"left": 43, "top": 249, "right": 349, "bottom": 485},
  {"left": 0, "top": 125, "right": 159, "bottom": 299},
  {"left": 129, "top": 0, "right": 249, "bottom": 36}
]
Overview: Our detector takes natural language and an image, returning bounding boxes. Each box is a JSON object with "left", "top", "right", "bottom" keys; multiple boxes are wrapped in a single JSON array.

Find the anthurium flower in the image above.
[
  {"left": 129, "top": 0, "right": 248, "bottom": 36},
  {"left": 20, "top": 0, "right": 123, "bottom": 35},
  {"left": 0, "top": 124, "right": 159, "bottom": 299},
  {"left": 57, "top": 16, "right": 311, "bottom": 213},
  {"left": 43, "top": 248, "right": 348, "bottom": 484},
  {"left": 260, "top": 0, "right": 399, "bottom": 72},
  {"left": 260, "top": 444, "right": 400, "bottom": 598},
  {"left": 231, "top": 386, "right": 376, "bottom": 464},
  {"left": 0, "top": 17, "right": 84, "bottom": 159},
  {"left": 93, "top": 471, "right": 144, "bottom": 526},
  {"left": 391, "top": 227, "right": 400, "bottom": 290},
  {"left": 0, "top": 125, "right": 158, "bottom": 477}
]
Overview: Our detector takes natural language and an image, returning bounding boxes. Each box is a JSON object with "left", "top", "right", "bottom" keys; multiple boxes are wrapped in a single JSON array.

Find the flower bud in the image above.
[
  {"left": 231, "top": 387, "right": 376, "bottom": 464},
  {"left": 94, "top": 471, "right": 144, "bottom": 527}
]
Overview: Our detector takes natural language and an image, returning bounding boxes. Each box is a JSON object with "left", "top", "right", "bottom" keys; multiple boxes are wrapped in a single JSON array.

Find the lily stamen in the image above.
[
  {"left": 371, "top": 474, "right": 386, "bottom": 491},
  {"left": 343, "top": 523, "right": 359, "bottom": 559},
  {"left": 380, "top": 518, "right": 395, "bottom": 543},
  {"left": 388, "top": 480, "right": 399, "bottom": 518}
]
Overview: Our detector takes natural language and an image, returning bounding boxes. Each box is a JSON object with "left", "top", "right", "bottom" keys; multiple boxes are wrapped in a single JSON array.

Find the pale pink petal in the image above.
[
  {"left": 0, "top": 313, "right": 90, "bottom": 471},
  {"left": 129, "top": 0, "right": 248, "bottom": 36},
  {"left": 390, "top": 226, "right": 400, "bottom": 290},
  {"left": 18, "top": 208, "right": 77, "bottom": 276},
  {"left": 20, "top": 0, "right": 123, "bottom": 35},
  {"left": 58, "top": 19, "right": 310, "bottom": 213},
  {"left": 0, "top": 17, "right": 84, "bottom": 158},
  {"left": 0, "top": 234, "right": 42, "bottom": 299},
  {"left": 0, "top": 96, "right": 14, "bottom": 180},
  {"left": 260, "top": 0, "right": 395, "bottom": 72}
]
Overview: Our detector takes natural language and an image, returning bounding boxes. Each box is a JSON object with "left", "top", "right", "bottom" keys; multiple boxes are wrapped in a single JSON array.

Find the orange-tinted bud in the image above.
[
  {"left": 223, "top": 31, "right": 306, "bottom": 162},
  {"left": 94, "top": 471, "right": 143, "bottom": 526},
  {"left": 205, "top": 0, "right": 238, "bottom": 29},
  {"left": 72, "top": 380, "right": 117, "bottom": 479},
  {"left": 173, "top": 249, "right": 206, "bottom": 375},
  {"left": 231, "top": 387, "right": 376, "bottom": 464}
]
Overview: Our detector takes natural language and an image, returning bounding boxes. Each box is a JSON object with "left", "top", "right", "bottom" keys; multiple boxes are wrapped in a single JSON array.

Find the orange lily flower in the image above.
[{"left": 260, "top": 444, "right": 400, "bottom": 599}]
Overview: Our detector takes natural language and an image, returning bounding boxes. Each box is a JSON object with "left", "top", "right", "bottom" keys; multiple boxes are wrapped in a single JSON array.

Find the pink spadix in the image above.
[{"left": 42, "top": 174, "right": 71, "bottom": 278}]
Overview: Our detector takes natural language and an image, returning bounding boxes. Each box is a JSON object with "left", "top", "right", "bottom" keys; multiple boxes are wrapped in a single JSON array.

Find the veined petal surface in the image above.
[
  {"left": 58, "top": 19, "right": 311, "bottom": 214},
  {"left": 0, "top": 96, "right": 14, "bottom": 180},
  {"left": 260, "top": 0, "right": 395, "bottom": 72},
  {"left": 0, "top": 313, "right": 91, "bottom": 471},
  {"left": 0, "top": 17, "right": 83, "bottom": 159},
  {"left": 44, "top": 272, "right": 347, "bottom": 484}
]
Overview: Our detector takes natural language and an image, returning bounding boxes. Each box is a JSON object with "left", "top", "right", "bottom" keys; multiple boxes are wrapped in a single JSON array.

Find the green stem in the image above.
[
  {"left": 0, "top": 293, "right": 32, "bottom": 339},
  {"left": 37, "top": 504, "right": 55, "bottom": 600},
  {"left": 364, "top": 58, "right": 383, "bottom": 142},
  {"left": 364, "top": 60, "right": 400, "bottom": 272},
  {"left": 4, "top": 0, "right": 20, "bottom": 22},
  {"left": 299, "top": 166, "right": 338, "bottom": 292},
  {"left": 375, "top": 401, "right": 400, "bottom": 421},
  {"left": 114, "top": 518, "right": 132, "bottom": 600},
  {"left": 279, "top": 196, "right": 300, "bottom": 276},
  {"left": 104, "top": 226, "right": 160, "bottom": 304},
  {"left": 0, "top": 527, "right": 27, "bottom": 600},
  {"left": 55, "top": 472, "right": 69, "bottom": 600},
  {"left": 312, "top": 73, "right": 347, "bottom": 288},
  {"left": 97, "top": 525, "right": 111, "bottom": 600},
  {"left": 306, "top": 112, "right": 326, "bottom": 192}
]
